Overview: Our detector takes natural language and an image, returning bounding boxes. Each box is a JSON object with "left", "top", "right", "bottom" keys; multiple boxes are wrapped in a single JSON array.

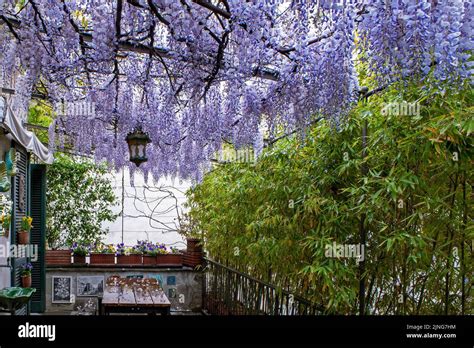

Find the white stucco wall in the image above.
[{"left": 102, "top": 167, "right": 191, "bottom": 250}]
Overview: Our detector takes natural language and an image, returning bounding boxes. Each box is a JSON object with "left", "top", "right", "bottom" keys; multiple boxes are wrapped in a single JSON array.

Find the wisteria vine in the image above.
[{"left": 0, "top": 0, "right": 472, "bottom": 182}]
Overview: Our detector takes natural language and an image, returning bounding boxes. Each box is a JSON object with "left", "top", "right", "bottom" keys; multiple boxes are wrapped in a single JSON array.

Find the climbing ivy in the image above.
[{"left": 185, "top": 82, "right": 473, "bottom": 314}]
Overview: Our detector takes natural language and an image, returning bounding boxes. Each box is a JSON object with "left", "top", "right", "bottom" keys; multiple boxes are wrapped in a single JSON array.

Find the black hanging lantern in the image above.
[{"left": 126, "top": 128, "right": 151, "bottom": 167}]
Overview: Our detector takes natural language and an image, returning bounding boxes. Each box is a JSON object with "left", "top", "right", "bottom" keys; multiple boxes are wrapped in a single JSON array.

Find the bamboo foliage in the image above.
[{"left": 185, "top": 82, "right": 473, "bottom": 314}]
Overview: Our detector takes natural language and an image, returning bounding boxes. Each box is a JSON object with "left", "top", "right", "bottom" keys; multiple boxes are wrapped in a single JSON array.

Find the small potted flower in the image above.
[
  {"left": 90, "top": 243, "right": 116, "bottom": 265},
  {"left": 18, "top": 216, "right": 33, "bottom": 244},
  {"left": 0, "top": 213, "right": 11, "bottom": 238},
  {"left": 156, "top": 243, "right": 183, "bottom": 266},
  {"left": 116, "top": 243, "right": 142, "bottom": 265},
  {"left": 71, "top": 242, "right": 89, "bottom": 265},
  {"left": 0, "top": 196, "right": 12, "bottom": 238},
  {"left": 20, "top": 263, "right": 33, "bottom": 288}
]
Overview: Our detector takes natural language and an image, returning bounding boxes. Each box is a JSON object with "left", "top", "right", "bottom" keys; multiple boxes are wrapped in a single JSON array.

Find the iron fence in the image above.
[{"left": 202, "top": 258, "right": 324, "bottom": 315}]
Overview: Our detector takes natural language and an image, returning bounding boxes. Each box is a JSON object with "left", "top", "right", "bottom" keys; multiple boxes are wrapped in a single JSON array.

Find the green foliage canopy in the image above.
[{"left": 46, "top": 154, "right": 118, "bottom": 249}]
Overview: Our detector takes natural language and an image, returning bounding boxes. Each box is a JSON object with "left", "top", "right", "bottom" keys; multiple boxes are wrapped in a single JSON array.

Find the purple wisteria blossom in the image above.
[{"left": 0, "top": 1, "right": 471, "bottom": 181}]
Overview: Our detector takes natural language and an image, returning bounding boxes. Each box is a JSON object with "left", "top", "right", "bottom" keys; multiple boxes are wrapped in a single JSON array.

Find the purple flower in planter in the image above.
[
  {"left": 20, "top": 263, "right": 33, "bottom": 276},
  {"left": 116, "top": 243, "right": 127, "bottom": 256},
  {"left": 71, "top": 242, "right": 89, "bottom": 256}
]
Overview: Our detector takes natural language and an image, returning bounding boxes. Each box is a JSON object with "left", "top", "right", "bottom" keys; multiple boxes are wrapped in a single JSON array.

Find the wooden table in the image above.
[{"left": 101, "top": 284, "right": 171, "bottom": 315}]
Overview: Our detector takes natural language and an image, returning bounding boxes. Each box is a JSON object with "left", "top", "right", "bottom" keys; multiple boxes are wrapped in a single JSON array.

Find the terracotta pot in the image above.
[
  {"left": 17, "top": 230, "right": 30, "bottom": 244},
  {"left": 45, "top": 250, "right": 72, "bottom": 265},
  {"left": 187, "top": 238, "right": 202, "bottom": 252},
  {"left": 73, "top": 255, "right": 86, "bottom": 264},
  {"left": 21, "top": 275, "right": 32, "bottom": 288},
  {"left": 156, "top": 253, "right": 183, "bottom": 266},
  {"left": 143, "top": 255, "right": 157, "bottom": 265},
  {"left": 183, "top": 250, "right": 203, "bottom": 268},
  {"left": 90, "top": 253, "right": 115, "bottom": 265},
  {"left": 116, "top": 254, "right": 142, "bottom": 265}
]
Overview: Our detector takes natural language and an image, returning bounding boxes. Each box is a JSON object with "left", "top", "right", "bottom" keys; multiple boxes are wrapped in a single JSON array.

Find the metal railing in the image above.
[{"left": 202, "top": 258, "right": 324, "bottom": 315}]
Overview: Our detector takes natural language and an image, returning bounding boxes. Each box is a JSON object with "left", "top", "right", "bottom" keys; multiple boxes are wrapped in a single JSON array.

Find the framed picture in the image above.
[
  {"left": 77, "top": 276, "right": 104, "bottom": 297},
  {"left": 168, "top": 288, "right": 176, "bottom": 299},
  {"left": 52, "top": 276, "right": 72, "bottom": 303}
]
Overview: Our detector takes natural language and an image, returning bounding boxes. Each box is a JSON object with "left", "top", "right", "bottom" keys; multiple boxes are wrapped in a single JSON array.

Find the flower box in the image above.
[
  {"left": 90, "top": 253, "right": 115, "bottom": 265},
  {"left": 73, "top": 255, "right": 86, "bottom": 265},
  {"left": 71, "top": 243, "right": 89, "bottom": 265},
  {"left": 142, "top": 255, "right": 157, "bottom": 265},
  {"left": 45, "top": 250, "right": 71, "bottom": 265},
  {"left": 156, "top": 253, "right": 183, "bottom": 266},
  {"left": 116, "top": 254, "right": 142, "bottom": 265}
]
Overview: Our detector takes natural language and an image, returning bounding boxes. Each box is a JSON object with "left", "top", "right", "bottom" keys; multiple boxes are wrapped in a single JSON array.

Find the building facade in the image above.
[{"left": 0, "top": 73, "right": 52, "bottom": 313}]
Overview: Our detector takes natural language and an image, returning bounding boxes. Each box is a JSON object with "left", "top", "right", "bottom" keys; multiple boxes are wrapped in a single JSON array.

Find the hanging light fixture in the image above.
[{"left": 125, "top": 127, "right": 151, "bottom": 167}]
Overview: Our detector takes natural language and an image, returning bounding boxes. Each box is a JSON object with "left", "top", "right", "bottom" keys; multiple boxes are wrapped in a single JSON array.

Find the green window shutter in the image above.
[
  {"left": 10, "top": 145, "right": 28, "bottom": 315},
  {"left": 29, "top": 164, "right": 47, "bottom": 313}
]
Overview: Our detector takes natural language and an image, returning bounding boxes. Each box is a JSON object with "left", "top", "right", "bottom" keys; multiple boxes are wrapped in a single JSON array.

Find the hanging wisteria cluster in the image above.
[{"left": 0, "top": 0, "right": 472, "bottom": 182}]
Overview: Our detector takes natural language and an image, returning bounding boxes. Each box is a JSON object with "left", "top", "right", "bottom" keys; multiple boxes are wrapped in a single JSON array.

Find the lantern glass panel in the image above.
[
  {"left": 126, "top": 129, "right": 150, "bottom": 166},
  {"left": 138, "top": 144, "right": 145, "bottom": 157}
]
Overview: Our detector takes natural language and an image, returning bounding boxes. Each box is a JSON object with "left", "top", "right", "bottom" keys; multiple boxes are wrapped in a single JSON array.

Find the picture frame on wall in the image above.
[
  {"left": 52, "top": 276, "right": 73, "bottom": 303},
  {"left": 168, "top": 288, "right": 176, "bottom": 299},
  {"left": 77, "top": 276, "right": 104, "bottom": 297}
]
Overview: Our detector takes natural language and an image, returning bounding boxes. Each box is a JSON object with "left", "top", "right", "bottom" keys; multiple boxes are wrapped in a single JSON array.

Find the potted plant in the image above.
[
  {"left": 156, "top": 244, "right": 183, "bottom": 266},
  {"left": 116, "top": 243, "right": 142, "bottom": 265},
  {"left": 186, "top": 237, "right": 202, "bottom": 252},
  {"left": 184, "top": 238, "right": 203, "bottom": 268},
  {"left": 0, "top": 213, "right": 11, "bottom": 238},
  {"left": 0, "top": 195, "right": 12, "bottom": 238},
  {"left": 71, "top": 242, "right": 89, "bottom": 264},
  {"left": 90, "top": 243, "right": 116, "bottom": 265},
  {"left": 18, "top": 216, "right": 33, "bottom": 244},
  {"left": 20, "top": 263, "right": 33, "bottom": 288}
]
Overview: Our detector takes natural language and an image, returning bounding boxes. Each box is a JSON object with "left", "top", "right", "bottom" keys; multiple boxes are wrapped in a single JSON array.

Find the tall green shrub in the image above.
[
  {"left": 46, "top": 154, "right": 118, "bottom": 249},
  {"left": 186, "top": 83, "right": 473, "bottom": 314}
]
